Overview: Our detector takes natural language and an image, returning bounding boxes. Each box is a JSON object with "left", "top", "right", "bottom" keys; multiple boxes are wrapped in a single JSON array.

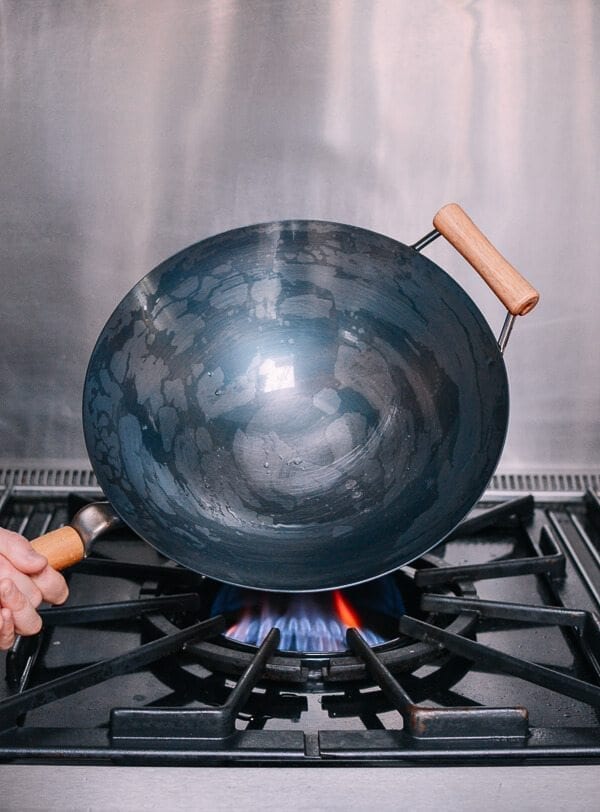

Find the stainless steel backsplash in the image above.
[{"left": 1, "top": 0, "right": 598, "bottom": 472}]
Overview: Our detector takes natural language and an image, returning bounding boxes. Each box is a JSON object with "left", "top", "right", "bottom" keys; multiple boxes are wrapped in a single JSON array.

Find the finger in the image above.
[
  {"left": 31, "top": 565, "right": 69, "bottom": 605},
  {"left": 0, "top": 578, "right": 42, "bottom": 636},
  {"left": 0, "top": 559, "right": 43, "bottom": 607},
  {"left": 0, "top": 607, "right": 15, "bottom": 651},
  {"left": 0, "top": 529, "right": 47, "bottom": 574}
]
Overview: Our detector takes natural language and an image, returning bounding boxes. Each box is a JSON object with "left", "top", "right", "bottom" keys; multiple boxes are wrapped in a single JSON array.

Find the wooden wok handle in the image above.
[
  {"left": 31, "top": 527, "right": 85, "bottom": 571},
  {"left": 433, "top": 203, "right": 539, "bottom": 316}
]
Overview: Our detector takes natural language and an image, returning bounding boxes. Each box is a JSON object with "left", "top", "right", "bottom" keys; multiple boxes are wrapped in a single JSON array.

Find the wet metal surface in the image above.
[{"left": 83, "top": 221, "right": 508, "bottom": 590}]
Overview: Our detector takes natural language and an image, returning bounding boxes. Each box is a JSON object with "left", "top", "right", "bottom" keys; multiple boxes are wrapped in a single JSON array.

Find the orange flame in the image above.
[{"left": 333, "top": 590, "right": 361, "bottom": 629}]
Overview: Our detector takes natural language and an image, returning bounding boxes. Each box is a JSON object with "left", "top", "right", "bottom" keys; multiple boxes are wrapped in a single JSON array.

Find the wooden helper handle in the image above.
[
  {"left": 433, "top": 203, "right": 539, "bottom": 316},
  {"left": 31, "top": 526, "right": 85, "bottom": 571}
]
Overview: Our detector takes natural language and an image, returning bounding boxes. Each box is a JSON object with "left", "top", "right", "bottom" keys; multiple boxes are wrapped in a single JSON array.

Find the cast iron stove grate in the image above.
[{"left": 0, "top": 486, "right": 599, "bottom": 765}]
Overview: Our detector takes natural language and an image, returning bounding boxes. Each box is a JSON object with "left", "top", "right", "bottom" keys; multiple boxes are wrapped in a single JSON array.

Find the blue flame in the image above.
[
  {"left": 222, "top": 593, "right": 387, "bottom": 652},
  {"left": 213, "top": 575, "right": 404, "bottom": 653}
]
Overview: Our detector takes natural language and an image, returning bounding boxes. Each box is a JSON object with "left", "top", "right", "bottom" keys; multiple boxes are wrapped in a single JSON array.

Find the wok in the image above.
[{"left": 31, "top": 204, "right": 538, "bottom": 591}]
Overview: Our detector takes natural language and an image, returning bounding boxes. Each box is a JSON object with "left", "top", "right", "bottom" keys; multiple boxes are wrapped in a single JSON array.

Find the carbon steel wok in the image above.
[{"left": 32, "top": 204, "right": 538, "bottom": 591}]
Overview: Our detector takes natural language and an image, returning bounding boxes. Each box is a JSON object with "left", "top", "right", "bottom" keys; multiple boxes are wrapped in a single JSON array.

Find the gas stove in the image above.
[{"left": 1, "top": 475, "right": 599, "bottom": 776}]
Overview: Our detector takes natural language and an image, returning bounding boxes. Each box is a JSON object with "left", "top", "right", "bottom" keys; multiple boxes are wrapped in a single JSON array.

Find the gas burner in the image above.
[
  {"left": 217, "top": 580, "right": 399, "bottom": 651},
  {"left": 2, "top": 489, "right": 600, "bottom": 766},
  {"left": 140, "top": 553, "right": 479, "bottom": 686}
]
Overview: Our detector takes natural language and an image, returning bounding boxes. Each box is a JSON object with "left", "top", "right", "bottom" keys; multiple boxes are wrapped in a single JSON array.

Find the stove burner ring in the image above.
[{"left": 141, "top": 553, "right": 478, "bottom": 685}]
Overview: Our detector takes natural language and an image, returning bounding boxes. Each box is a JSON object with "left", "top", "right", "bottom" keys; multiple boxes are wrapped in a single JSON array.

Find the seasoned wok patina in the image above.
[{"left": 82, "top": 219, "right": 509, "bottom": 590}]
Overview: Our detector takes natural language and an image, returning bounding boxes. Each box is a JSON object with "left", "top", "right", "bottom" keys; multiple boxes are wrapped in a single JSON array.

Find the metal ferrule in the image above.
[{"left": 71, "top": 502, "right": 123, "bottom": 555}]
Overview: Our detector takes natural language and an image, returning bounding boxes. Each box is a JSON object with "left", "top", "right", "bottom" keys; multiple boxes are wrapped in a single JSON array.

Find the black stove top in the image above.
[{"left": 1, "top": 486, "right": 599, "bottom": 765}]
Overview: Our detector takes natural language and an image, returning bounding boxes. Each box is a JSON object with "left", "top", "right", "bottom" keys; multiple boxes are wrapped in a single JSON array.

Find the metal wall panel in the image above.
[{"left": 1, "top": 0, "right": 598, "bottom": 471}]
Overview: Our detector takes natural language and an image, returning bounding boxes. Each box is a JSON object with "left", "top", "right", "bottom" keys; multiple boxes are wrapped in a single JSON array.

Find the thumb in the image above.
[{"left": 0, "top": 529, "right": 48, "bottom": 574}]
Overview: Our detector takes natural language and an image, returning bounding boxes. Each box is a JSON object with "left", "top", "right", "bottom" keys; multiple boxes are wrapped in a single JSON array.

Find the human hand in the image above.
[{"left": 0, "top": 528, "right": 69, "bottom": 650}]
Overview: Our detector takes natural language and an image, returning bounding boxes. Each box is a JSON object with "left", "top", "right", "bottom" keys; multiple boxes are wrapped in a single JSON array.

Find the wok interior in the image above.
[{"left": 84, "top": 222, "right": 507, "bottom": 590}]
